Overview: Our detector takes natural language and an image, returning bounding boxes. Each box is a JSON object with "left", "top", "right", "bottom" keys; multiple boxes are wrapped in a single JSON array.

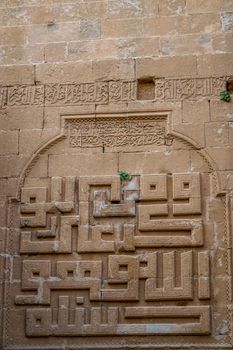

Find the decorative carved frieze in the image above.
[
  {"left": 154, "top": 77, "right": 226, "bottom": 101},
  {"left": 0, "top": 77, "right": 227, "bottom": 108},
  {"left": 66, "top": 115, "right": 168, "bottom": 148}
]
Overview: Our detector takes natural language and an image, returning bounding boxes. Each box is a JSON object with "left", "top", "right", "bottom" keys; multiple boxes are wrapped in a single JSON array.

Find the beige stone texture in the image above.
[
  {"left": 36, "top": 62, "right": 93, "bottom": 83},
  {"left": 0, "top": 65, "right": 34, "bottom": 84},
  {"left": 172, "top": 123, "right": 205, "bottom": 147},
  {"left": 0, "top": 178, "right": 18, "bottom": 197},
  {"left": 0, "top": 205, "right": 6, "bottom": 228},
  {"left": 19, "top": 129, "right": 59, "bottom": 154},
  {"left": 205, "top": 122, "right": 230, "bottom": 146},
  {"left": 0, "top": 26, "right": 27, "bottom": 46},
  {"left": 159, "top": 0, "right": 186, "bottom": 15},
  {"left": 206, "top": 147, "right": 233, "bottom": 170},
  {"left": 0, "top": 107, "right": 44, "bottom": 131},
  {"left": 119, "top": 151, "right": 191, "bottom": 174},
  {"left": 27, "top": 22, "right": 81, "bottom": 44},
  {"left": 187, "top": 0, "right": 233, "bottom": 13},
  {"left": 0, "top": 44, "right": 44, "bottom": 65},
  {"left": 160, "top": 34, "right": 215, "bottom": 56},
  {"left": 48, "top": 153, "right": 118, "bottom": 177},
  {"left": 0, "top": 155, "right": 29, "bottom": 177},
  {"left": 69, "top": 37, "right": 161, "bottom": 61},
  {"left": 93, "top": 58, "right": 135, "bottom": 80},
  {"left": 102, "top": 18, "right": 143, "bottom": 38},
  {"left": 0, "top": 131, "right": 18, "bottom": 155},
  {"left": 182, "top": 100, "right": 210, "bottom": 124},
  {"left": 0, "top": 0, "right": 233, "bottom": 349},
  {"left": 210, "top": 100, "right": 233, "bottom": 121},
  {"left": 44, "top": 42, "right": 66, "bottom": 63},
  {"left": 107, "top": 0, "right": 158, "bottom": 18},
  {"left": 197, "top": 53, "right": 233, "bottom": 75},
  {"left": 136, "top": 56, "right": 197, "bottom": 78},
  {"left": 144, "top": 13, "right": 220, "bottom": 36}
]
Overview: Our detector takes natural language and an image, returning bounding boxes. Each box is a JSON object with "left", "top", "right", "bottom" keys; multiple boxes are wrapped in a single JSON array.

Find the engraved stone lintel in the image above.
[{"left": 66, "top": 115, "right": 168, "bottom": 149}]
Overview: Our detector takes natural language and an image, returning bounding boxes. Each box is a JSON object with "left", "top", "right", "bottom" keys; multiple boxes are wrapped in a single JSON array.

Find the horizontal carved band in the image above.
[{"left": 0, "top": 77, "right": 227, "bottom": 108}]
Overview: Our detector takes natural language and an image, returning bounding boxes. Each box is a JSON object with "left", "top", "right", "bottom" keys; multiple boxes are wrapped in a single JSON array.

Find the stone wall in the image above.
[{"left": 0, "top": 0, "right": 233, "bottom": 349}]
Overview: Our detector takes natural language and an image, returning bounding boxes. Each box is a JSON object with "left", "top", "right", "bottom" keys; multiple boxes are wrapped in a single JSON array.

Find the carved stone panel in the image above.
[{"left": 3, "top": 112, "right": 232, "bottom": 349}]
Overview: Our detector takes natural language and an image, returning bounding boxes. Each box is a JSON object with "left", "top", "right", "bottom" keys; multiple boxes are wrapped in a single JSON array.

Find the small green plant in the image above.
[
  {"left": 220, "top": 90, "right": 231, "bottom": 102},
  {"left": 119, "top": 170, "right": 132, "bottom": 181}
]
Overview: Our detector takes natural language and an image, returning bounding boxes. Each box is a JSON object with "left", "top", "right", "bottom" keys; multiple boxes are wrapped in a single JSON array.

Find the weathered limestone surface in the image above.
[{"left": 0, "top": 0, "right": 233, "bottom": 349}]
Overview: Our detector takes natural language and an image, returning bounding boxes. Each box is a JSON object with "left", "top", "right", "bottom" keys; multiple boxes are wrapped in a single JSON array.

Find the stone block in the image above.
[
  {"left": 93, "top": 103, "right": 127, "bottom": 114},
  {"left": 93, "top": 59, "right": 135, "bottom": 80},
  {"left": 0, "top": 203, "right": 6, "bottom": 227},
  {"left": 117, "top": 37, "right": 160, "bottom": 58},
  {"left": 182, "top": 100, "right": 210, "bottom": 124},
  {"left": 35, "top": 62, "right": 93, "bottom": 83},
  {"left": 0, "top": 178, "right": 18, "bottom": 197},
  {"left": 197, "top": 53, "right": 233, "bottom": 75},
  {"left": 143, "top": 14, "right": 220, "bottom": 36},
  {"left": 221, "top": 0, "right": 233, "bottom": 11},
  {"left": 48, "top": 154, "right": 118, "bottom": 177},
  {"left": 28, "top": 3, "right": 77, "bottom": 24},
  {"left": 44, "top": 43, "right": 66, "bottom": 63},
  {"left": 107, "top": 0, "right": 158, "bottom": 18},
  {"left": 212, "top": 33, "right": 233, "bottom": 53},
  {"left": 27, "top": 154, "right": 48, "bottom": 178},
  {"left": 44, "top": 105, "right": 95, "bottom": 130},
  {"left": 80, "top": 19, "right": 100, "bottom": 39},
  {"left": 0, "top": 26, "right": 27, "bottom": 45},
  {"left": 68, "top": 39, "right": 119, "bottom": 61},
  {"left": 0, "top": 65, "right": 34, "bottom": 85},
  {"left": 0, "top": 7, "right": 29, "bottom": 26},
  {"left": 19, "top": 129, "right": 58, "bottom": 155},
  {"left": 206, "top": 147, "right": 233, "bottom": 170},
  {"left": 0, "top": 130, "right": 18, "bottom": 155},
  {"left": 101, "top": 18, "right": 143, "bottom": 38},
  {"left": 160, "top": 34, "right": 214, "bottom": 56},
  {"left": 210, "top": 100, "right": 233, "bottom": 121},
  {"left": 187, "top": 0, "right": 225, "bottom": 13},
  {"left": 0, "top": 107, "right": 44, "bottom": 131},
  {"left": 0, "top": 155, "right": 28, "bottom": 177},
  {"left": 205, "top": 122, "right": 229, "bottom": 146},
  {"left": 136, "top": 56, "right": 197, "bottom": 78},
  {"left": 190, "top": 151, "right": 212, "bottom": 172},
  {"left": 27, "top": 22, "right": 81, "bottom": 44},
  {"left": 159, "top": 0, "right": 186, "bottom": 15},
  {"left": 229, "top": 122, "right": 233, "bottom": 145},
  {"left": 119, "top": 150, "right": 191, "bottom": 174},
  {"left": 172, "top": 123, "right": 205, "bottom": 147},
  {"left": 221, "top": 12, "right": 233, "bottom": 32},
  {"left": 0, "top": 44, "right": 44, "bottom": 65},
  {"left": 77, "top": 1, "right": 108, "bottom": 19}
]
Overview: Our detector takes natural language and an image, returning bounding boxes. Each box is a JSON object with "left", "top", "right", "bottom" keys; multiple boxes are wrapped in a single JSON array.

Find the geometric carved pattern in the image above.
[
  {"left": 20, "top": 177, "right": 78, "bottom": 253},
  {"left": 17, "top": 172, "right": 212, "bottom": 338}
]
